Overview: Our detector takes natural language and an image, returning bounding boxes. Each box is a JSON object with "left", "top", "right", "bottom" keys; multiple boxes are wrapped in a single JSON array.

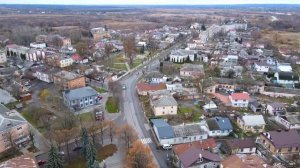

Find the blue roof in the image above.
[
  {"left": 214, "top": 117, "right": 233, "bottom": 130},
  {"left": 151, "top": 119, "right": 175, "bottom": 139}
]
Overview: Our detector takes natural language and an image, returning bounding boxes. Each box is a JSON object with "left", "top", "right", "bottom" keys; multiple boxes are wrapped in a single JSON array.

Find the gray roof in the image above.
[
  {"left": 63, "top": 86, "right": 98, "bottom": 101},
  {"left": 206, "top": 117, "right": 233, "bottom": 131},
  {"left": 268, "top": 102, "right": 285, "bottom": 109},
  {"left": 54, "top": 70, "right": 83, "bottom": 81},
  {"left": 180, "top": 63, "right": 204, "bottom": 72},
  {"left": 152, "top": 96, "right": 177, "bottom": 107},
  {"left": 241, "top": 115, "right": 265, "bottom": 126},
  {"left": 144, "top": 71, "right": 164, "bottom": 79},
  {"left": 151, "top": 119, "right": 175, "bottom": 139},
  {"left": 0, "top": 104, "right": 27, "bottom": 132},
  {"left": 171, "top": 49, "right": 196, "bottom": 56}
]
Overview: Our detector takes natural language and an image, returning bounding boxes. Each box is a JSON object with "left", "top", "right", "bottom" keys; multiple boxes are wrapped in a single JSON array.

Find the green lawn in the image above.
[
  {"left": 92, "top": 87, "right": 107, "bottom": 93},
  {"left": 112, "top": 63, "right": 127, "bottom": 70},
  {"left": 106, "top": 97, "right": 119, "bottom": 113},
  {"left": 77, "top": 112, "right": 94, "bottom": 122},
  {"left": 5, "top": 101, "right": 20, "bottom": 110},
  {"left": 21, "top": 111, "right": 39, "bottom": 127},
  {"left": 65, "top": 156, "right": 86, "bottom": 168},
  {"left": 178, "top": 106, "right": 202, "bottom": 122},
  {"left": 131, "top": 59, "right": 143, "bottom": 68},
  {"left": 97, "top": 144, "right": 118, "bottom": 162}
]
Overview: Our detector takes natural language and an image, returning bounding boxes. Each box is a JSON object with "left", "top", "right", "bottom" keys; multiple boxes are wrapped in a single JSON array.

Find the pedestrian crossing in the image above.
[{"left": 140, "top": 137, "right": 152, "bottom": 144}]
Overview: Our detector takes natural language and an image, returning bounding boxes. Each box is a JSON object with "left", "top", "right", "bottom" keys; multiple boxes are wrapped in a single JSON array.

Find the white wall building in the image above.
[
  {"left": 229, "top": 92, "right": 250, "bottom": 108},
  {"left": 0, "top": 50, "right": 7, "bottom": 64},
  {"left": 253, "top": 62, "right": 270, "bottom": 73},
  {"left": 274, "top": 115, "right": 300, "bottom": 129}
]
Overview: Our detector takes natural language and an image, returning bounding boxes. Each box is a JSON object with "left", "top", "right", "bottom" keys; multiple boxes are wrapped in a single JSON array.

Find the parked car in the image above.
[
  {"left": 37, "top": 160, "right": 47, "bottom": 166},
  {"left": 73, "top": 146, "right": 83, "bottom": 151},
  {"left": 122, "top": 84, "right": 127, "bottom": 90},
  {"left": 95, "top": 111, "right": 104, "bottom": 121},
  {"left": 162, "top": 144, "right": 172, "bottom": 150},
  {"left": 58, "top": 151, "right": 65, "bottom": 156}
]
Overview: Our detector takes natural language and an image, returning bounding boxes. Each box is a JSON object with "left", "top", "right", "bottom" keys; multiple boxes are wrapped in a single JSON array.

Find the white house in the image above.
[
  {"left": 253, "top": 62, "right": 270, "bottom": 73},
  {"left": 204, "top": 117, "right": 233, "bottom": 137},
  {"left": 276, "top": 63, "right": 293, "bottom": 72},
  {"left": 266, "top": 57, "right": 278, "bottom": 65},
  {"left": 229, "top": 92, "right": 251, "bottom": 108},
  {"left": 170, "top": 49, "right": 196, "bottom": 63},
  {"left": 237, "top": 115, "right": 266, "bottom": 133},
  {"left": 274, "top": 115, "right": 300, "bottom": 130},
  {"left": 266, "top": 102, "right": 286, "bottom": 116},
  {"left": 203, "top": 101, "right": 218, "bottom": 111},
  {"left": 151, "top": 119, "right": 208, "bottom": 146},
  {"left": 58, "top": 57, "right": 74, "bottom": 68},
  {"left": 31, "top": 66, "right": 59, "bottom": 83},
  {"left": 144, "top": 71, "right": 167, "bottom": 84},
  {"left": 272, "top": 71, "right": 299, "bottom": 88},
  {"left": 150, "top": 95, "right": 178, "bottom": 116},
  {"left": 30, "top": 42, "right": 46, "bottom": 49},
  {"left": 166, "top": 83, "right": 183, "bottom": 93},
  {"left": 0, "top": 50, "right": 7, "bottom": 64}
]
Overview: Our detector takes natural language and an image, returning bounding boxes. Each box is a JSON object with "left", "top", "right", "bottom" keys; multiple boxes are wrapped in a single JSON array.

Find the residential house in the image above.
[
  {"left": 0, "top": 89, "right": 16, "bottom": 105},
  {"left": 229, "top": 92, "right": 250, "bottom": 108},
  {"left": 166, "top": 83, "right": 183, "bottom": 93},
  {"left": 37, "top": 34, "right": 71, "bottom": 49},
  {"left": 257, "top": 130, "right": 300, "bottom": 156},
  {"left": 30, "top": 65, "right": 59, "bottom": 83},
  {"left": 266, "top": 102, "right": 286, "bottom": 116},
  {"left": 221, "top": 138, "right": 257, "bottom": 154},
  {"left": 0, "top": 105, "right": 30, "bottom": 153},
  {"left": 170, "top": 49, "right": 197, "bottom": 63},
  {"left": 150, "top": 95, "right": 177, "bottom": 116},
  {"left": 71, "top": 54, "right": 88, "bottom": 64},
  {"left": 174, "top": 148, "right": 221, "bottom": 168},
  {"left": 276, "top": 63, "right": 293, "bottom": 72},
  {"left": 44, "top": 54, "right": 74, "bottom": 68},
  {"left": 180, "top": 64, "right": 205, "bottom": 79},
  {"left": 253, "top": 61, "right": 270, "bottom": 73},
  {"left": 203, "top": 101, "right": 218, "bottom": 111},
  {"left": 0, "top": 153, "right": 38, "bottom": 168},
  {"left": 237, "top": 115, "right": 266, "bottom": 133},
  {"left": 53, "top": 70, "right": 86, "bottom": 90},
  {"left": 248, "top": 101, "right": 263, "bottom": 113},
  {"left": 274, "top": 114, "right": 300, "bottom": 130},
  {"left": 172, "top": 138, "right": 218, "bottom": 155},
  {"left": 63, "top": 86, "right": 100, "bottom": 111},
  {"left": 136, "top": 83, "right": 167, "bottom": 96},
  {"left": 0, "top": 50, "right": 7, "bottom": 64},
  {"left": 30, "top": 42, "right": 46, "bottom": 49},
  {"left": 272, "top": 71, "right": 299, "bottom": 88},
  {"left": 221, "top": 154, "right": 270, "bottom": 168},
  {"left": 144, "top": 71, "right": 167, "bottom": 84},
  {"left": 204, "top": 117, "right": 233, "bottom": 137},
  {"left": 221, "top": 55, "right": 238, "bottom": 66},
  {"left": 266, "top": 56, "right": 277, "bottom": 65},
  {"left": 151, "top": 119, "right": 208, "bottom": 146}
]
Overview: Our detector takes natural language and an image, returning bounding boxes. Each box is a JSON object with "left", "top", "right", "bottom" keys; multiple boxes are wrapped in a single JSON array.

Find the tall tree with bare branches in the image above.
[
  {"left": 123, "top": 35, "right": 136, "bottom": 66},
  {"left": 118, "top": 124, "right": 138, "bottom": 149}
]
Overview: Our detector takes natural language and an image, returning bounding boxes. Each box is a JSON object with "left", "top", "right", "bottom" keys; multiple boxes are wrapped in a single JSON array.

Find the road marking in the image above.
[{"left": 140, "top": 138, "right": 152, "bottom": 144}]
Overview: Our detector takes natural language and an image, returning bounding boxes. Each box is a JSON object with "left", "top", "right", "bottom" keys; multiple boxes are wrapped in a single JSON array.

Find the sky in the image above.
[{"left": 0, "top": 0, "right": 299, "bottom": 5}]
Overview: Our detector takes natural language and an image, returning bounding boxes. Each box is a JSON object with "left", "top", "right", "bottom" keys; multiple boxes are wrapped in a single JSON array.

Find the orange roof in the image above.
[
  {"left": 136, "top": 83, "right": 166, "bottom": 92},
  {"left": 221, "top": 155, "right": 270, "bottom": 168},
  {"left": 0, "top": 153, "right": 38, "bottom": 168},
  {"left": 173, "top": 138, "right": 217, "bottom": 155},
  {"left": 230, "top": 93, "right": 250, "bottom": 100}
]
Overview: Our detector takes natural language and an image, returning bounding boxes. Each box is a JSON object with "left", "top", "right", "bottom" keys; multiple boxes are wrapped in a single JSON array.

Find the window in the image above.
[
  {"left": 288, "top": 147, "right": 292, "bottom": 152},
  {"left": 296, "top": 147, "right": 299, "bottom": 151},
  {"left": 241, "top": 148, "right": 244, "bottom": 152},
  {"left": 278, "top": 148, "right": 281, "bottom": 152},
  {"left": 85, "top": 98, "right": 88, "bottom": 101},
  {"left": 90, "top": 101, "right": 93, "bottom": 105},
  {"left": 17, "top": 127, "right": 22, "bottom": 130}
]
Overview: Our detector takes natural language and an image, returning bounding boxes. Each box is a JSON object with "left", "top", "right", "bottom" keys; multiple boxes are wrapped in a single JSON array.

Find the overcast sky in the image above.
[{"left": 0, "top": 0, "right": 299, "bottom": 5}]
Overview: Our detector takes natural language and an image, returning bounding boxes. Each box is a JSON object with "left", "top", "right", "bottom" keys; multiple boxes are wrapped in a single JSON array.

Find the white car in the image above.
[{"left": 162, "top": 144, "right": 172, "bottom": 150}]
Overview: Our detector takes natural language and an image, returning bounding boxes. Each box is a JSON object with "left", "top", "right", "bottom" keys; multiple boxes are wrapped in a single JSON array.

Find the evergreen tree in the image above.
[
  {"left": 140, "top": 45, "right": 145, "bottom": 54},
  {"left": 86, "top": 140, "right": 97, "bottom": 168},
  {"left": 47, "top": 146, "right": 63, "bottom": 168},
  {"left": 201, "top": 23, "right": 206, "bottom": 31},
  {"left": 81, "top": 127, "right": 89, "bottom": 156}
]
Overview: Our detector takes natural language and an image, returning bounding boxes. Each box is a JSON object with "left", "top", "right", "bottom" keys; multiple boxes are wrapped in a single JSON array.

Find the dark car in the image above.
[
  {"left": 37, "top": 160, "right": 47, "bottom": 166},
  {"left": 73, "top": 146, "right": 83, "bottom": 151}
]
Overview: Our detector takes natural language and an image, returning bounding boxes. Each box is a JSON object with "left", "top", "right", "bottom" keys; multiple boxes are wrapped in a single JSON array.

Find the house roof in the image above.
[
  {"left": 265, "top": 130, "right": 300, "bottom": 148},
  {"left": 63, "top": 86, "right": 98, "bottom": 101},
  {"left": 152, "top": 95, "right": 177, "bottom": 107},
  {"left": 277, "top": 71, "right": 299, "bottom": 81},
  {"left": 71, "top": 54, "right": 83, "bottom": 61},
  {"left": 54, "top": 70, "right": 83, "bottom": 81},
  {"left": 180, "top": 64, "right": 204, "bottom": 72},
  {"left": 241, "top": 115, "right": 265, "bottom": 126},
  {"left": 0, "top": 104, "right": 27, "bottom": 132},
  {"left": 144, "top": 71, "right": 164, "bottom": 79},
  {"left": 221, "top": 154, "right": 269, "bottom": 168},
  {"left": 179, "top": 149, "right": 221, "bottom": 168},
  {"left": 268, "top": 102, "right": 284, "bottom": 109},
  {"left": 0, "top": 153, "right": 37, "bottom": 168},
  {"left": 249, "top": 101, "right": 262, "bottom": 108},
  {"left": 173, "top": 138, "right": 217, "bottom": 156},
  {"left": 225, "top": 138, "right": 256, "bottom": 150},
  {"left": 206, "top": 117, "right": 233, "bottom": 131},
  {"left": 255, "top": 61, "right": 269, "bottom": 67},
  {"left": 230, "top": 93, "right": 250, "bottom": 100},
  {"left": 136, "top": 83, "right": 166, "bottom": 92},
  {"left": 151, "top": 119, "right": 175, "bottom": 139}
]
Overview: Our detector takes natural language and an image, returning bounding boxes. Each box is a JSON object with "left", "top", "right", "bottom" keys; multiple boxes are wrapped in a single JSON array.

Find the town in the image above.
[{"left": 0, "top": 3, "right": 300, "bottom": 168}]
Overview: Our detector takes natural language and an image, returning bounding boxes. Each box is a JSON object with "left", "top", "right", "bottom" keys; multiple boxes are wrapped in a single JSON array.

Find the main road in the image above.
[{"left": 117, "top": 37, "right": 188, "bottom": 167}]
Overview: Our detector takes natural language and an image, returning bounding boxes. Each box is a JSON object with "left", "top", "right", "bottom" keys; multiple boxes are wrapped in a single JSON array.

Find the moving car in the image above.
[{"left": 162, "top": 144, "right": 172, "bottom": 150}]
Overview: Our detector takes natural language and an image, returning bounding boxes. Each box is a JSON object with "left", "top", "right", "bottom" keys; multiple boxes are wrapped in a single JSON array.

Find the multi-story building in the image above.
[
  {"left": 150, "top": 95, "right": 178, "bottom": 116},
  {"left": 0, "top": 105, "right": 30, "bottom": 153},
  {"left": 237, "top": 115, "right": 266, "bottom": 133},
  {"left": 266, "top": 102, "right": 286, "bottom": 116},
  {"left": 257, "top": 130, "right": 300, "bottom": 157},
  {"left": 63, "top": 86, "right": 101, "bottom": 111},
  {"left": 53, "top": 70, "right": 86, "bottom": 90},
  {"left": 31, "top": 65, "right": 59, "bottom": 83}
]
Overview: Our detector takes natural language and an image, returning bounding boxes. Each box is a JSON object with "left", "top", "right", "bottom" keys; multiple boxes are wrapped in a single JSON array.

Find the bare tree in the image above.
[
  {"left": 117, "top": 124, "right": 138, "bottom": 149},
  {"left": 123, "top": 35, "right": 136, "bottom": 66},
  {"left": 106, "top": 120, "right": 117, "bottom": 144},
  {"left": 104, "top": 43, "right": 114, "bottom": 58},
  {"left": 12, "top": 26, "right": 42, "bottom": 46}
]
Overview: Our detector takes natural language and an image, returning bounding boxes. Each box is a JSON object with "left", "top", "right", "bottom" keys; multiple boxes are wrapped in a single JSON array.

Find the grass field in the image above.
[
  {"left": 97, "top": 144, "right": 118, "bottom": 161},
  {"left": 92, "top": 87, "right": 107, "bottom": 93},
  {"left": 77, "top": 112, "right": 94, "bottom": 123},
  {"left": 106, "top": 97, "right": 119, "bottom": 113},
  {"left": 261, "top": 30, "right": 300, "bottom": 51}
]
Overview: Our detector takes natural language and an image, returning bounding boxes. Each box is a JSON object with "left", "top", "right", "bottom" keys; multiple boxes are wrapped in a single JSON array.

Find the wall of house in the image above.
[
  {"left": 64, "top": 94, "right": 99, "bottom": 110},
  {"left": 274, "top": 116, "right": 300, "bottom": 130},
  {"left": 153, "top": 105, "right": 177, "bottom": 116},
  {"left": 254, "top": 64, "right": 269, "bottom": 73},
  {"left": 0, "top": 52, "right": 7, "bottom": 63},
  {"left": 0, "top": 123, "right": 30, "bottom": 153},
  {"left": 208, "top": 130, "right": 232, "bottom": 137},
  {"left": 261, "top": 91, "right": 297, "bottom": 98},
  {"left": 60, "top": 58, "right": 73, "bottom": 68},
  {"left": 67, "top": 77, "right": 86, "bottom": 90},
  {"left": 230, "top": 98, "right": 248, "bottom": 108},
  {"left": 35, "top": 72, "right": 52, "bottom": 83},
  {"left": 234, "top": 147, "right": 257, "bottom": 154}
]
